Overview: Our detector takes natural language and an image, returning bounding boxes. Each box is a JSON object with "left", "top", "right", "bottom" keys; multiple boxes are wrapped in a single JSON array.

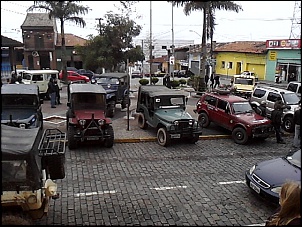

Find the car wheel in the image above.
[
  {"left": 198, "top": 112, "right": 210, "bottom": 128},
  {"left": 106, "top": 101, "right": 116, "bottom": 118},
  {"left": 283, "top": 116, "right": 294, "bottom": 133},
  {"left": 104, "top": 125, "right": 114, "bottom": 148},
  {"left": 232, "top": 127, "right": 249, "bottom": 145},
  {"left": 137, "top": 113, "right": 148, "bottom": 129},
  {"left": 68, "top": 126, "right": 77, "bottom": 150},
  {"left": 157, "top": 127, "right": 171, "bottom": 147},
  {"left": 189, "top": 134, "right": 199, "bottom": 144},
  {"left": 43, "top": 155, "right": 65, "bottom": 179}
]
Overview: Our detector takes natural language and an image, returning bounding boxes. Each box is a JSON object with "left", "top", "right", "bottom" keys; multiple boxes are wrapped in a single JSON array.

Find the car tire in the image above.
[
  {"left": 68, "top": 126, "right": 77, "bottom": 150},
  {"left": 106, "top": 101, "right": 116, "bottom": 118},
  {"left": 232, "top": 127, "right": 249, "bottom": 145},
  {"left": 283, "top": 116, "right": 294, "bottom": 133},
  {"left": 157, "top": 127, "right": 171, "bottom": 147},
  {"left": 189, "top": 134, "right": 200, "bottom": 144},
  {"left": 43, "top": 155, "right": 65, "bottom": 179},
  {"left": 104, "top": 125, "right": 114, "bottom": 148},
  {"left": 198, "top": 112, "right": 210, "bottom": 128},
  {"left": 137, "top": 113, "right": 148, "bottom": 129}
]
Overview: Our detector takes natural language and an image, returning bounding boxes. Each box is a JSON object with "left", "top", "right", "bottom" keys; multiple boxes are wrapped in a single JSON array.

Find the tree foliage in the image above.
[
  {"left": 76, "top": 12, "right": 144, "bottom": 72},
  {"left": 27, "top": 1, "right": 90, "bottom": 82}
]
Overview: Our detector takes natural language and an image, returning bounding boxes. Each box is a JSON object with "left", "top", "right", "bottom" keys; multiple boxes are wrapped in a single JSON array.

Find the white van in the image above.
[{"left": 22, "top": 70, "right": 62, "bottom": 99}]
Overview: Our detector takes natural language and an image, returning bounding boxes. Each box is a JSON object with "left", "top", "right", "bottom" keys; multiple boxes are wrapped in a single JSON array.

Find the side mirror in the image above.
[
  {"left": 91, "top": 78, "right": 96, "bottom": 84},
  {"left": 286, "top": 105, "right": 291, "bottom": 110}
]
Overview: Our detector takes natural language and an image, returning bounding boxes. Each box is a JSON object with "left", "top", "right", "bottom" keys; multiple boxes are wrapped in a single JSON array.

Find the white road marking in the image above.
[
  {"left": 74, "top": 190, "right": 116, "bottom": 197},
  {"left": 150, "top": 186, "right": 188, "bottom": 191},
  {"left": 245, "top": 223, "right": 265, "bottom": 226},
  {"left": 218, "top": 180, "right": 245, "bottom": 185}
]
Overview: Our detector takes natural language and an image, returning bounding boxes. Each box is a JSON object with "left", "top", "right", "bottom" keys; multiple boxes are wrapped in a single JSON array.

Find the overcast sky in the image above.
[{"left": 1, "top": 1, "right": 299, "bottom": 44}]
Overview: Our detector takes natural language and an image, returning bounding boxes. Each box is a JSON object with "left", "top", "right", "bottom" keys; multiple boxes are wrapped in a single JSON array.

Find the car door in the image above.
[
  {"left": 215, "top": 99, "right": 231, "bottom": 130},
  {"left": 204, "top": 95, "right": 218, "bottom": 122}
]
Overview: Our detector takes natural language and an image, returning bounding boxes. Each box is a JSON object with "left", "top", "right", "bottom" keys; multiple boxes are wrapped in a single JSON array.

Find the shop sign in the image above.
[
  {"left": 269, "top": 51, "right": 277, "bottom": 61},
  {"left": 266, "top": 39, "right": 301, "bottom": 49}
]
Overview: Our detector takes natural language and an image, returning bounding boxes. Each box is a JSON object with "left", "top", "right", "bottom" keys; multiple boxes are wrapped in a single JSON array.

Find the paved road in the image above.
[{"left": 33, "top": 135, "right": 297, "bottom": 225}]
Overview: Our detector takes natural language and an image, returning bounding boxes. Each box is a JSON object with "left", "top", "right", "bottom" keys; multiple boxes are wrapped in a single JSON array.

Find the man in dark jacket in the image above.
[
  {"left": 293, "top": 102, "right": 300, "bottom": 148},
  {"left": 48, "top": 77, "right": 56, "bottom": 108}
]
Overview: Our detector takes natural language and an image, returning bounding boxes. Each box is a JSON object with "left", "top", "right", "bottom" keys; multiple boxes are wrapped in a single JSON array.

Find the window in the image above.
[
  {"left": 253, "top": 88, "right": 266, "bottom": 98},
  {"left": 228, "top": 62, "right": 233, "bottom": 69},
  {"left": 32, "top": 74, "right": 44, "bottom": 81},
  {"left": 221, "top": 61, "right": 225, "bottom": 69},
  {"left": 204, "top": 95, "right": 217, "bottom": 106},
  {"left": 267, "top": 92, "right": 280, "bottom": 103},
  {"left": 217, "top": 99, "right": 227, "bottom": 110},
  {"left": 34, "top": 34, "right": 44, "bottom": 49}
]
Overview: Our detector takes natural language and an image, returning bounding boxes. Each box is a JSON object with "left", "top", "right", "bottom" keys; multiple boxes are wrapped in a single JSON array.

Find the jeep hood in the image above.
[
  {"left": 1, "top": 108, "right": 37, "bottom": 122},
  {"left": 155, "top": 109, "right": 193, "bottom": 122},
  {"left": 74, "top": 110, "right": 106, "bottom": 120},
  {"left": 235, "top": 112, "right": 271, "bottom": 125},
  {"left": 234, "top": 84, "right": 254, "bottom": 92}
]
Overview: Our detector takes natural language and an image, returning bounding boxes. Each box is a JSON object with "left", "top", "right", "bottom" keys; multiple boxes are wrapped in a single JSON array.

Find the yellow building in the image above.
[{"left": 214, "top": 41, "right": 267, "bottom": 80}]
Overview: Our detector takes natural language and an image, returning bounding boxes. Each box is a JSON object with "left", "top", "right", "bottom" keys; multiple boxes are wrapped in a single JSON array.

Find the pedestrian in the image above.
[
  {"left": 271, "top": 97, "right": 289, "bottom": 144},
  {"left": 293, "top": 102, "right": 300, "bottom": 148},
  {"left": 256, "top": 101, "right": 268, "bottom": 117},
  {"left": 16, "top": 75, "right": 24, "bottom": 84},
  {"left": 210, "top": 73, "right": 214, "bottom": 90},
  {"left": 48, "top": 77, "right": 57, "bottom": 108},
  {"left": 205, "top": 74, "right": 209, "bottom": 89},
  {"left": 213, "top": 74, "right": 220, "bottom": 89},
  {"left": 10, "top": 72, "right": 17, "bottom": 84},
  {"left": 54, "top": 78, "right": 61, "bottom": 105},
  {"left": 265, "top": 181, "right": 301, "bottom": 226}
]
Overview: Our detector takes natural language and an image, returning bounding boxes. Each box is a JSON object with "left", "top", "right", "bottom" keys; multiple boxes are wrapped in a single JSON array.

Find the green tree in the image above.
[
  {"left": 169, "top": 1, "right": 242, "bottom": 92},
  {"left": 76, "top": 12, "right": 143, "bottom": 72},
  {"left": 27, "top": 1, "right": 90, "bottom": 82}
]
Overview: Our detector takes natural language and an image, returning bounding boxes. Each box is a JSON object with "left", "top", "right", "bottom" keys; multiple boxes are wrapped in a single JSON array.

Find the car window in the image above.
[
  {"left": 287, "top": 83, "right": 297, "bottom": 92},
  {"left": 204, "top": 95, "right": 217, "bottom": 106},
  {"left": 217, "top": 99, "right": 227, "bottom": 110},
  {"left": 283, "top": 93, "right": 300, "bottom": 105},
  {"left": 234, "top": 78, "right": 254, "bottom": 85},
  {"left": 232, "top": 102, "right": 253, "bottom": 114},
  {"left": 267, "top": 92, "right": 280, "bottom": 103},
  {"left": 252, "top": 88, "right": 266, "bottom": 98},
  {"left": 32, "top": 74, "right": 43, "bottom": 81}
]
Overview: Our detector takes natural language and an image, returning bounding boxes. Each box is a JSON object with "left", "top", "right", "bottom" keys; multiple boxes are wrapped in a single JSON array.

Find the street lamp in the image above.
[{"left": 189, "top": 30, "right": 201, "bottom": 38}]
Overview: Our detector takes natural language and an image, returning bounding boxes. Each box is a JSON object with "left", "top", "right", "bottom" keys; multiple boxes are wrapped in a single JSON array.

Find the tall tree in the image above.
[
  {"left": 169, "top": 1, "right": 242, "bottom": 92},
  {"left": 27, "top": 1, "right": 90, "bottom": 82}
]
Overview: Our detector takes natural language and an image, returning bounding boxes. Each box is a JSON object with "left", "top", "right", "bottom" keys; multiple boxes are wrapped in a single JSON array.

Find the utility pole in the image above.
[
  {"left": 149, "top": 1, "right": 153, "bottom": 84},
  {"left": 95, "top": 18, "right": 103, "bottom": 35},
  {"left": 141, "top": 39, "right": 144, "bottom": 77},
  {"left": 171, "top": 3, "right": 175, "bottom": 80}
]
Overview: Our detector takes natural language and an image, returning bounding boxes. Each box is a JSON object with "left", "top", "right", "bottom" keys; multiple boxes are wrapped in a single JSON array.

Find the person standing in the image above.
[
  {"left": 293, "top": 103, "right": 300, "bottom": 148},
  {"left": 256, "top": 101, "right": 268, "bottom": 117},
  {"left": 54, "top": 78, "right": 61, "bottom": 105},
  {"left": 265, "top": 181, "right": 301, "bottom": 226},
  {"left": 205, "top": 74, "right": 209, "bottom": 89},
  {"left": 213, "top": 74, "right": 220, "bottom": 89},
  {"left": 210, "top": 73, "right": 214, "bottom": 90},
  {"left": 48, "top": 77, "right": 56, "bottom": 108}
]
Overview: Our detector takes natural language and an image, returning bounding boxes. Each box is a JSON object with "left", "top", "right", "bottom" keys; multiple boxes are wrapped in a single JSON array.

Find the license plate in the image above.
[
  {"left": 87, "top": 137, "right": 99, "bottom": 141},
  {"left": 171, "top": 134, "right": 181, "bottom": 139},
  {"left": 250, "top": 181, "right": 260, "bottom": 194}
]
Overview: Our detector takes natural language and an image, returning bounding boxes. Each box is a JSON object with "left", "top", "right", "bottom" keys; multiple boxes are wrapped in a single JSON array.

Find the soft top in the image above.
[
  {"left": 69, "top": 83, "right": 106, "bottom": 94},
  {"left": 1, "top": 84, "right": 39, "bottom": 95},
  {"left": 94, "top": 72, "right": 128, "bottom": 79},
  {"left": 1, "top": 124, "right": 40, "bottom": 156},
  {"left": 140, "top": 85, "right": 186, "bottom": 97}
]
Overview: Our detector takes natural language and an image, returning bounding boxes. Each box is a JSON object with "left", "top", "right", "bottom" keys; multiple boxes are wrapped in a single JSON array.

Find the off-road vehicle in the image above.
[
  {"left": 194, "top": 89, "right": 274, "bottom": 145},
  {"left": 136, "top": 85, "right": 203, "bottom": 147},
  {"left": 1, "top": 84, "right": 43, "bottom": 129},
  {"left": 91, "top": 72, "right": 130, "bottom": 117},
  {"left": 2, "top": 124, "right": 66, "bottom": 225},
  {"left": 66, "top": 83, "right": 114, "bottom": 149},
  {"left": 250, "top": 85, "right": 300, "bottom": 133},
  {"left": 232, "top": 73, "right": 257, "bottom": 98}
]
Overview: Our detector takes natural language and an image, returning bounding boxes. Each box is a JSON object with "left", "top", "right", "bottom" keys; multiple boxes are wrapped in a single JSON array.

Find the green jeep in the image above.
[{"left": 136, "top": 85, "right": 203, "bottom": 147}]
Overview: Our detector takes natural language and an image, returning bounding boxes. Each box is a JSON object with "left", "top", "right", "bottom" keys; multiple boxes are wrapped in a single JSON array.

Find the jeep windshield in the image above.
[
  {"left": 155, "top": 96, "right": 185, "bottom": 109},
  {"left": 72, "top": 93, "right": 106, "bottom": 110},
  {"left": 2, "top": 94, "right": 39, "bottom": 107},
  {"left": 282, "top": 93, "right": 300, "bottom": 105},
  {"left": 94, "top": 77, "right": 119, "bottom": 85},
  {"left": 232, "top": 102, "right": 254, "bottom": 114},
  {"left": 234, "top": 78, "right": 254, "bottom": 85},
  {"left": 2, "top": 160, "right": 27, "bottom": 182}
]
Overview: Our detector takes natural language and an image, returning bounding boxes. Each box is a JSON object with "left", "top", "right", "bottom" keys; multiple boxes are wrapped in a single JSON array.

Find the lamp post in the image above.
[{"left": 171, "top": 3, "right": 175, "bottom": 80}]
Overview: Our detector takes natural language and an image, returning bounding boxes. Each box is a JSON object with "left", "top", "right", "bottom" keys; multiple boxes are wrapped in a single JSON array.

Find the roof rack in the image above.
[{"left": 211, "top": 89, "right": 231, "bottom": 95}]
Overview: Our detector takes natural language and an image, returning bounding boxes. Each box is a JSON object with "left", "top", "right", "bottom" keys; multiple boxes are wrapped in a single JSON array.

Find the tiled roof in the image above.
[
  {"left": 147, "top": 55, "right": 168, "bottom": 63},
  {"left": 214, "top": 41, "right": 267, "bottom": 54},
  {"left": 21, "top": 13, "right": 57, "bottom": 31},
  {"left": 56, "top": 34, "right": 88, "bottom": 47},
  {"left": 1, "top": 35, "right": 23, "bottom": 47}
]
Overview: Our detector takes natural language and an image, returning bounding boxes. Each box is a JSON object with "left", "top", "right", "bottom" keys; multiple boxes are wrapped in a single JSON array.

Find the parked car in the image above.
[
  {"left": 232, "top": 73, "right": 257, "bottom": 99},
  {"left": 286, "top": 81, "right": 301, "bottom": 98},
  {"left": 1, "top": 84, "right": 44, "bottom": 130},
  {"left": 250, "top": 85, "right": 300, "bottom": 133},
  {"left": 66, "top": 66, "right": 78, "bottom": 72},
  {"left": 77, "top": 69, "right": 95, "bottom": 80},
  {"left": 59, "top": 71, "right": 90, "bottom": 83},
  {"left": 131, "top": 70, "right": 143, "bottom": 79},
  {"left": 245, "top": 149, "right": 301, "bottom": 205},
  {"left": 136, "top": 85, "right": 203, "bottom": 147},
  {"left": 194, "top": 89, "right": 274, "bottom": 145},
  {"left": 91, "top": 73, "right": 130, "bottom": 118},
  {"left": 66, "top": 83, "right": 114, "bottom": 149}
]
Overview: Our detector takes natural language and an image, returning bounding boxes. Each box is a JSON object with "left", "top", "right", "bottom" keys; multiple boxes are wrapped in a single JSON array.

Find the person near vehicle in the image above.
[
  {"left": 293, "top": 102, "right": 300, "bottom": 148},
  {"left": 54, "top": 78, "right": 61, "bottom": 105},
  {"left": 271, "top": 97, "right": 289, "bottom": 144},
  {"left": 10, "top": 72, "right": 17, "bottom": 84},
  {"left": 48, "top": 77, "right": 57, "bottom": 108},
  {"left": 256, "top": 101, "right": 268, "bottom": 117},
  {"left": 16, "top": 75, "right": 24, "bottom": 84},
  {"left": 205, "top": 74, "right": 209, "bottom": 89},
  {"left": 265, "top": 181, "right": 301, "bottom": 226},
  {"left": 213, "top": 74, "right": 220, "bottom": 89}
]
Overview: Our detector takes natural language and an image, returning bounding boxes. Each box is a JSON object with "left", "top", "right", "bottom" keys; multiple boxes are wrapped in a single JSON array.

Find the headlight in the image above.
[
  {"left": 249, "top": 165, "right": 255, "bottom": 175},
  {"left": 189, "top": 120, "right": 193, "bottom": 125},
  {"left": 107, "top": 84, "right": 111, "bottom": 89},
  {"left": 174, "top": 120, "right": 179, "bottom": 125},
  {"left": 29, "top": 116, "right": 37, "bottom": 124},
  {"left": 79, "top": 119, "right": 86, "bottom": 125},
  {"left": 271, "top": 186, "right": 282, "bottom": 195},
  {"left": 27, "top": 195, "right": 37, "bottom": 204},
  {"left": 98, "top": 119, "right": 105, "bottom": 125}
]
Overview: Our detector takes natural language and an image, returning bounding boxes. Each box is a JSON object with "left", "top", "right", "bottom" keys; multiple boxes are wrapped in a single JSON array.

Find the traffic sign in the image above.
[{"left": 169, "top": 56, "right": 175, "bottom": 65}]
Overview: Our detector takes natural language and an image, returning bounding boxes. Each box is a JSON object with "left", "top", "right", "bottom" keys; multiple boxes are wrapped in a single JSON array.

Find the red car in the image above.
[{"left": 59, "top": 71, "right": 90, "bottom": 83}]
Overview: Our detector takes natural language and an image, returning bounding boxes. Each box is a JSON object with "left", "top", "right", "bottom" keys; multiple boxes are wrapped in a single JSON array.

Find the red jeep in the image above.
[
  {"left": 194, "top": 90, "right": 274, "bottom": 145},
  {"left": 66, "top": 83, "right": 114, "bottom": 149}
]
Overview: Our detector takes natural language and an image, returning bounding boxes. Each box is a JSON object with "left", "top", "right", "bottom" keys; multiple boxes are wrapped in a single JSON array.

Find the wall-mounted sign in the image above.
[
  {"left": 269, "top": 51, "right": 277, "bottom": 61},
  {"left": 266, "top": 39, "right": 301, "bottom": 49}
]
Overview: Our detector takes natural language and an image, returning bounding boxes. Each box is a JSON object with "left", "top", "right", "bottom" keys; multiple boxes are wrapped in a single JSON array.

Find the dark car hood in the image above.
[
  {"left": 254, "top": 157, "right": 301, "bottom": 187},
  {"left": 1, "top": 108, "right": 36, "bottom": 122},
  {"left": 235, "top": 112, "right": 271, "bottom": 125}
]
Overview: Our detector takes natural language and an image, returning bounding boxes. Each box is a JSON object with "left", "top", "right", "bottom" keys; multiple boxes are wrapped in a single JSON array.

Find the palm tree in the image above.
[
  {"left": 27, "top": 1, "right": 90, "bottom": 82},
  {"left": 169, "top": 1, "right": 242, "bottom": 92}
]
